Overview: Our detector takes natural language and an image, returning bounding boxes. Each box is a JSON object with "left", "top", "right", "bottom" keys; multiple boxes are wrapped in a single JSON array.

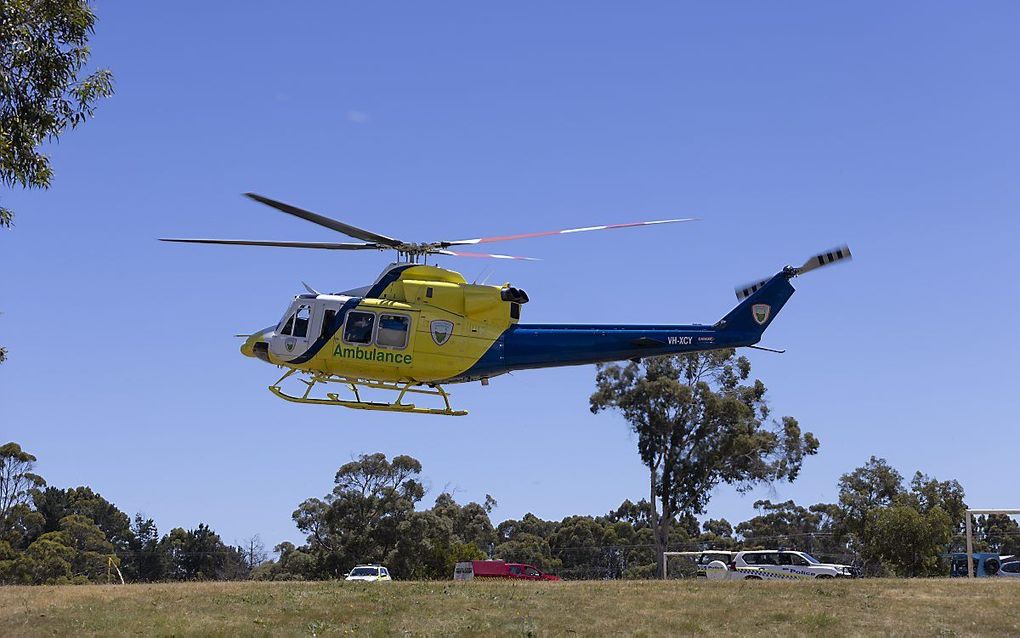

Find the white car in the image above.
[
  {"left": 713, "top": 550, "right": 856, "bottom": 580},
  {"left": 344, "top": 565, "right": 392, "bottom": 582},
  {"left": 998, "top": 558, "right": 1020, "bottom": 578},
  {"left": 695, "top": 551, "right": 736, "bottom": 578}
]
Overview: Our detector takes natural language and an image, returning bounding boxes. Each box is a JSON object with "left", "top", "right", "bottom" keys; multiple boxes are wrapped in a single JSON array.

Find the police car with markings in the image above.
[{"left": 714, "top": 550, "right": 856, "bottom": 580}]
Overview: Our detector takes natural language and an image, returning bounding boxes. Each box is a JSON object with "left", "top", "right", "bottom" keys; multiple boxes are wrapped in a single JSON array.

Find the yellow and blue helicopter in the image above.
[{"left": 163, "top": 194, "right": 850, "bottom": 416}]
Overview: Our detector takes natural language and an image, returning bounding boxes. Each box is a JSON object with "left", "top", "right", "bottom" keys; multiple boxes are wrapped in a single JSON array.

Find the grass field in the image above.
[{"left": 1, "top": 579, "right": 1017, "bottom": 636}]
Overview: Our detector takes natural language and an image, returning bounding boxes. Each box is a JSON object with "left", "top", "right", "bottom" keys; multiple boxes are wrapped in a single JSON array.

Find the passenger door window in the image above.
[
  {"left": 788, "top": 554, "right": 811, "bottom": 567},
  {"left": 376, "top": 314, "right": 410, "bottom": 349},
  {"left": 320, "top": 309, "right": 338, "bottom": 340},
  {"left": 343, "top": 311, "right": 375, "bottom": 344}
]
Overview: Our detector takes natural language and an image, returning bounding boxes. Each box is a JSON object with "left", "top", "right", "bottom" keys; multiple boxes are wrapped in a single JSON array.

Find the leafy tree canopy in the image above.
[
  {"left": 1, "top": 442, "right": 46, "bottom": 529},
  {"left": 590, "top": 350, "right": 819, "bottom": 576},
  {"left": 0, "top": 0, "right": 113, "bottom": 228}
]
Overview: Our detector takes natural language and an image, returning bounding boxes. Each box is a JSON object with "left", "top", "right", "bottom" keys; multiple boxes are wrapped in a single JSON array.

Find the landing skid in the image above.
[{"left": 268, "top": 369, "right": 468, "bottom": 416}]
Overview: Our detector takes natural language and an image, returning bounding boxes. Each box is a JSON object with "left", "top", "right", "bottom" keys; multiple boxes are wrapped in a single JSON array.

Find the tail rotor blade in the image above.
[
  {"left": 797, "top": 244, "right": 853, "bottom": 275},
  {"left": 735, "top": 277, "right": 772, "bottom": 301},
  {"left": 734, "top": 244, "right": 852, "bottom": 299}
]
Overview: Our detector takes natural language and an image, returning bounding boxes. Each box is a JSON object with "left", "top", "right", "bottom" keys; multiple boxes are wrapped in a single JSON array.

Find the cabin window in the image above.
[
  {"left": 343, "top": 311, "right": 375, "bottom": 345},
  {"left": 376, "top": 314, "right": 410, "bottom": 349},
  {"left": 320, "top": 309, "right": 338, "bottom": 339}
]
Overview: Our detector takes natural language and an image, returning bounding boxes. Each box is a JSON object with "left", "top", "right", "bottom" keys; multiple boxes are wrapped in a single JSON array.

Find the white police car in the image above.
[
  {"left": 717, "top": 550, "right": 856, "bottom": 580},
  {"left": 344, "top": 565, "right": 392, "bottom": 582}
]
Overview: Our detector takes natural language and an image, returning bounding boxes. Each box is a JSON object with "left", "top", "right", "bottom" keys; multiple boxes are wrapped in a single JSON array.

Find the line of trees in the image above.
[
  {"left": 0, "top": 443, "right": 263, "bottom": 585},
  {"left": 3, "top": 443, "right": 1018, "bottom": 584}
]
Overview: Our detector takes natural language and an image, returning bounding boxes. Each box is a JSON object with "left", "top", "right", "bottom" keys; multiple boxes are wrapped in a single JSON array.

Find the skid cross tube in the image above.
[{"left": 268, "top": 370, "right": 467, "bottom": 416}]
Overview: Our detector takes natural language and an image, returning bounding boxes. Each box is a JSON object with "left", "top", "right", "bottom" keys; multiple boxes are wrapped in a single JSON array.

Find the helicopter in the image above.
[{"left": 162, "top": 193, "right": 851, "bottom": 416}]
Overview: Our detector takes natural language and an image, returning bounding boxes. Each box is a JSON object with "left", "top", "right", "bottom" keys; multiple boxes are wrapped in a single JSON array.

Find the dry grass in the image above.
[{"left": 0, "top": 579, "right": 1017, "bottom": 636}]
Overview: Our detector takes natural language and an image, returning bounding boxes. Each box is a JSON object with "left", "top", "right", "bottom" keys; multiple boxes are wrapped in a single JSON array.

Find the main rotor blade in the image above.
[
  {"left": 159, "top": 238, "right": 385, "bottom": 250},
  {"left": 442, "top": 217, "right": 698, "bottom": 247},
  {"left": 436, "top": 249, "right": 541, "bottom": 261},
  {"left": 244, "top": 193, "right": 402, "bottom": 247}
]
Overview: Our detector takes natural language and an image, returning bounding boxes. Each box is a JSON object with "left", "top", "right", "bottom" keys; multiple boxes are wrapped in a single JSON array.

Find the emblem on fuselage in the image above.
[
  {"left": 752, "top": 304, "right": 771, "bottom": 326},
  {"left": 430, "top": 320, "right": 454, "bottom": 346},
  {"left": 285, "top": 337, "right": 297, "bottom": 352}
]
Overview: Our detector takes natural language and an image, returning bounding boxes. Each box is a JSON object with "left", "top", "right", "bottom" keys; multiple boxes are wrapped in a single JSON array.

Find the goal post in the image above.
[{"left": 965, "top": 508, "right": 1020, "bottom": 578}]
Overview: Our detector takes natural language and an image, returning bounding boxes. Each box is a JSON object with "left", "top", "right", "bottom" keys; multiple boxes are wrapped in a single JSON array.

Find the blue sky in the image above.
[{"left": 2, "top": 2, "right": 1018, "bottom": 548}]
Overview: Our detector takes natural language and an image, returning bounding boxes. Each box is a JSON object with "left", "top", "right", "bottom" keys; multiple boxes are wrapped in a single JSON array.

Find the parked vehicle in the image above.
[
  {"left": 663, "top": 551, "right": 735, "bottom": 578},
  {"left": 687, "top": 551, "right": 735, "bottom": 578},
  {"left": 717, "top": 550, "right": 856, "bottom": 580},
  {"left": 453, "top": 560, "right": 561, "bottom": 581},
  {"left": 948, "top": 552, "right": 1002, "bottom": 577},
  {"left": 997, "top": 557, "right": 1020, "bottom": 578},
  {"left": 345, "top": 565, "right": 392, "bottom": 582}
]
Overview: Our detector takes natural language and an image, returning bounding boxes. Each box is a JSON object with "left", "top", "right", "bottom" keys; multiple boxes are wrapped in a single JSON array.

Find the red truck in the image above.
[{"left": 453, "top": 560, "right": 561, "bottom": 581}]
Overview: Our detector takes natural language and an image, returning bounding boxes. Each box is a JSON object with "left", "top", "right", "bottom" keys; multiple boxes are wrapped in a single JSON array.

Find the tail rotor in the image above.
[{"left": 735, "top": 244, "right": 852, "bottom": 300}]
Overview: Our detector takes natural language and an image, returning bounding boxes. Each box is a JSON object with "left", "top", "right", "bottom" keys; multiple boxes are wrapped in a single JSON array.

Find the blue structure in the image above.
[{"left": 947, "top": 552, "right": 1001, "bottom": 577}]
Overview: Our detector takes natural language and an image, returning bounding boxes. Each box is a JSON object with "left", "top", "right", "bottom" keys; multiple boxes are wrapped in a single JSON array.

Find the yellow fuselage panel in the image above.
[{"left": 289, "top": 293, "right": 508, "bottom": 383}]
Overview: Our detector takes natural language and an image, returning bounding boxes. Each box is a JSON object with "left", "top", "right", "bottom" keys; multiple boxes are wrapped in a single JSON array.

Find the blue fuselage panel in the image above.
[{"left": 451, "top": 324, "right": 759, "bottom": 382}]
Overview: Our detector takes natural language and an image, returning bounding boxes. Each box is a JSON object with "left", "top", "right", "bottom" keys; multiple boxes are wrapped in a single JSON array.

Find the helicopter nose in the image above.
[{"left": 241, "top": 329, "right": 273, "bottom": 362}]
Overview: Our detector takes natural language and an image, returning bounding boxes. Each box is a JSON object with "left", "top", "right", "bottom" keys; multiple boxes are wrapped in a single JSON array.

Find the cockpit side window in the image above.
[
  {"left": 293, "top": 305, "right": 311, "bottom": 338},
  {"left": 376, "top": 314, "right": 410, "bottom": 349},
  {"left": 343, "top": 311, "right": 375, "bottom": 345}
]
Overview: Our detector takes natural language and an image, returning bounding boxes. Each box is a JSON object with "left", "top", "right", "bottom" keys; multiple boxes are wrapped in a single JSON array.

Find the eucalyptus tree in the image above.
[
  {"left": 591, "top": 349, "right": 819, "bottom": 577},
  {"left": 1, "top": 0, "right": 113, "bottom": 362}
]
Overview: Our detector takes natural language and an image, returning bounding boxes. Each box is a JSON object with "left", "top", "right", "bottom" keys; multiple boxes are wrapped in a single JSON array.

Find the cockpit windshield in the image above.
[{"left": 278, "top": 304, "right": 312, "bottom": 338}]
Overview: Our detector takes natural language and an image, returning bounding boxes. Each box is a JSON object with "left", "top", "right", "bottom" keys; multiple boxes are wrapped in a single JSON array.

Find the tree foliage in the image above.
[
  {"left": 590, "top": 350, "right": 819, "bottom": 576},
  {"left": 736, "top": 500, "right": 842, "bottom": 558},
  {"left": 0, "top": 443, "right": 254, "bottom": 584},
  {"left": 263, "top": 453, "right": 500, "bottom": 581},
  {"left": 0, "top": 442, "right": 998, "bottom": 584},
  {"left": 0, "top": 0, "right": 113, "bottom": 228},
  {"left": 0, "top": 442, "right": 45, "bottom": 527},
  {"left": 829, "top": 457, "right": 968, "bottom": 576},
  {"left": 973, "top": 514, "right": 1020, "bottom": 557}
]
